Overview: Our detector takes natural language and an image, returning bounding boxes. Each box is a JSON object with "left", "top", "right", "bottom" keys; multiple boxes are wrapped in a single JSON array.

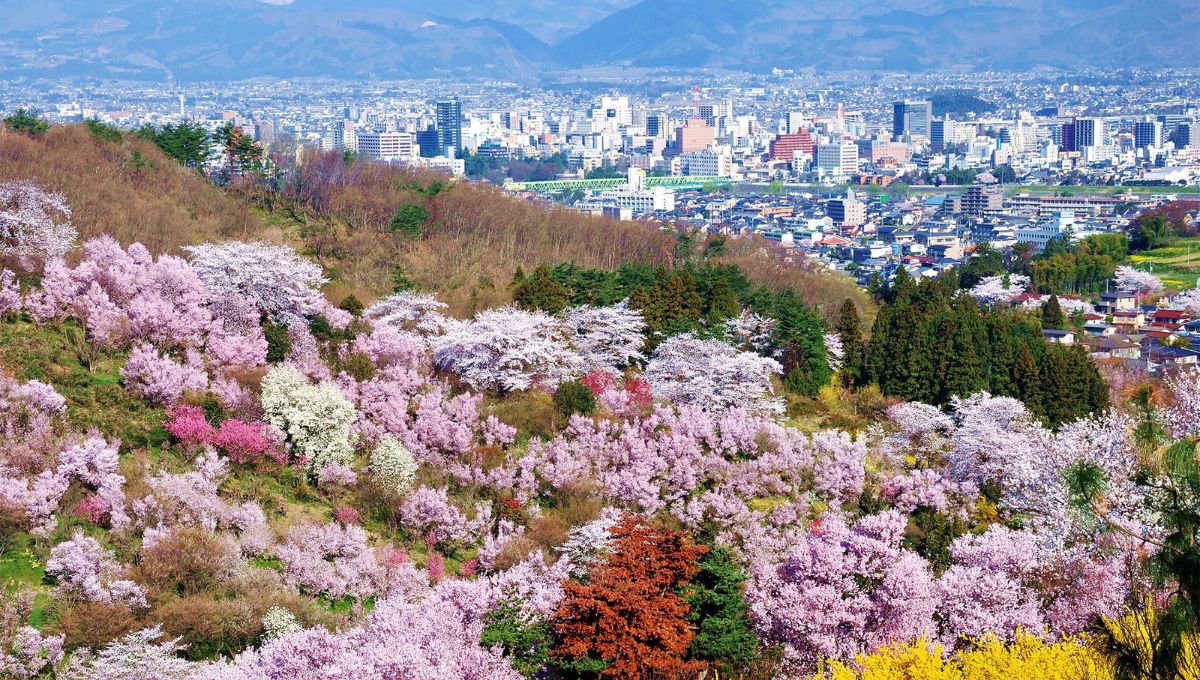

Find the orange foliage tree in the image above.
[{"left": 551, "top": 514, "right": 708, "bottom": 678}]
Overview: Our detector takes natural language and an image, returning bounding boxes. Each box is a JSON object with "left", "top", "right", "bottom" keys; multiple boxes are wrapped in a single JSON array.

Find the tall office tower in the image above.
[
  {"left": 930, "top": 118, "right": 955, "bottom": 152},
  {"left": 178, "top": 94, "right": 186, "bottom": 118},
  {"left": 1073, "top": 117, "right": 1104, "bottom": 149},
  {"left": 590, "top": 95, "right": 632, "bottom": 132},
  {"left": 698, "top": 103, "right": 715, "bottom": 121},
  {"left": 435, "top": 97, "right": 463, "bottom": 157},
  {"left": 892, "top": 100, "right": 933, "bottom": 140},
  {"left": 814, "top": 141, "right": 859, "bottom": 177},
  {"left": 417, "top": 126, "right": 440, "bottom": 158},
  {"left": 1059, "top": 121, "right": 1077, "bottom": 152},
  {"left": 1134, "top": 120, "right": 1164, "bottom": 149},
  {"left": 646, "top": 113, "right": 668, "bottom": 139}
]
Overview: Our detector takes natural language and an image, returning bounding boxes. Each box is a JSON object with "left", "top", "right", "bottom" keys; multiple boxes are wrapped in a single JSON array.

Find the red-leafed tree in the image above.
[{"left": 551, "top": 514, "right": 707, "bottom": 679}]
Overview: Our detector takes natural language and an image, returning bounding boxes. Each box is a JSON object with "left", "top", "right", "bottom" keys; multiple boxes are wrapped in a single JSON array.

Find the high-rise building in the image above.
[
  {"left": 930, "top": 119, "right": 952, "bottom": 151},
  {"left": 962, "top": 184, "right": 1004, "bottom": 216},
  {"left": 333, "top": 120, "right": 356, "bottom": 153},
  {"left": 785, "top": 111, "right": 806, "bottom": 135},
  {"left": 435, "top": 97, "right": 462, "bottom": 157},
  {"left": 1073, "top": 118, "right": 1104, "bottom": 150},
  {"left": 1059, "top": 121, "right": 1077, "bottom": 152},
  {"left": 646, "top": 113, "right": 668, "bottom": 139},
  {"left": 417, "top": 126, "right": 440, "bottom": 158},
  {"left": 892, "top": 100, "right": 932, "bottom": 140},
  {"left": 815, "top": 141, "right": 858, "bottom": 177},
  {"left": 769, "top": 129, "right": 815, "bottom": 162},
  {"left": 1134, "top": 120, "right": 1164, "bottom": 149},
  {"left": 828, "top": 192, "right": 866, "bottom": 227},
  {"left": 676, "top": 118, "right": 715, "bottom": 153},
  {"left": 254, "top": 119, "right": 276, "bottom": 148},
  {"left": 1175, "top": 122, "right": 1195, "bottom": 149}
]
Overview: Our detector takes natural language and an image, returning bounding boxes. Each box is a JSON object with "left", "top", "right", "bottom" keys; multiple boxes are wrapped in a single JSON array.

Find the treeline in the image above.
[
  {"left": 1127, "top": 202, "right": 1200, "bottom": 251},
  {"left": 958, "top": 234, "right": 1128, "bottom": 296},
  {"left": 513, "top": 261, "right": 832, "bottom": 396},
  {"left": 840, "top": 269, "right": 1108, "bottom": 427}
]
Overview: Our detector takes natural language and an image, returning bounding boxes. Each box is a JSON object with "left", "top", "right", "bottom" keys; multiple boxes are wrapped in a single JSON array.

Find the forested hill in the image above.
[
  {"left": 0, "top": 122, "right": 869, "bottom": 322},
  {"left": 0, "top": 114, "right": 1196, "bottom": 680}
]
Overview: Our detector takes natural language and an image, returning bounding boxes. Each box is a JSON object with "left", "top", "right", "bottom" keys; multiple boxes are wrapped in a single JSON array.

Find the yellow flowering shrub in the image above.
[{"left": 817, "top": 632, "right": 1112, "bottom": 680}]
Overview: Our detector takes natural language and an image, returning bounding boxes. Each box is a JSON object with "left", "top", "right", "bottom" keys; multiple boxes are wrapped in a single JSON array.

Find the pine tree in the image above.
[
  {"left": 1039, "top": 344, "right": 1073, "bottom": 426},
  {"left": 834, "top": 299, "right": 864, "bottom": 388},
  {"left": 684, "top": 546, "right": 758, "bottom": 674},
  {"left": 513, "top": 265, "right": 570, "bottom": 314},
  {"left": 705, "top": 277, "right": 741, "bottom": 326},
  {"left": 1013, "top": 343, "right": 1042, "bottom": 416},
  {"left": 1042, "top": 294, "right": 1067, "bottom": 329}
]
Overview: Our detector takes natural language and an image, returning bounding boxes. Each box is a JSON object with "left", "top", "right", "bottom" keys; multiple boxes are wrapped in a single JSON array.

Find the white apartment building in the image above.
[
  {"left": 814, "top": 141, "right": 858, "bottom": 178},
  {"left": 356, "top": 131, "right": 417, "bottom": 162},
  {"left": 681, "top": 147, "right": 733, "bottom": 177}
]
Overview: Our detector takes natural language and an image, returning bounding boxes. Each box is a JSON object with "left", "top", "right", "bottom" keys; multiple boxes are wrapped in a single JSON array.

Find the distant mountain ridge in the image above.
[{"left": 0, "top": 0, "right": 1194, "bottom": 80}]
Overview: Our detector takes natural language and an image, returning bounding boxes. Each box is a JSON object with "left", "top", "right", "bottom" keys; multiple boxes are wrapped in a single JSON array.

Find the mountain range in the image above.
[{"left": 0, "top": 0, "right": 1195, "bottom": 80}]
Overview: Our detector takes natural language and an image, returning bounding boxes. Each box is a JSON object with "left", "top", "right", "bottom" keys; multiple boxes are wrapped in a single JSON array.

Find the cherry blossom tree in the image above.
[
  {"left": 563, "top": 300, "right": 646, "bottom": 371},
  {"left": 0, "top": 181, "right": 77, "bottom": 269},
  {"left": 433, "top": 306, "right": 583, "bottom": 392},
  {"left": 45, "top": 530, "right": 146, "bottom": 608},
  {"left": 644, "top": 334, "right": 783, "bottom": 414},
  {"left": 1114, "top": 265, "right": 1164, "bottom": 295},
  {"left": 274, "top": 522, "right": 388, "bottom": 600},
  {"left": 120, "top": 344, "right": 208, "bottom": 405},
  {"left": 184, "top": 241, "right": 327, "bottom": 323},
  {"left": 364, "top": 291, "right": 450, "bottom": 337},
  {"left": 967, "top": 274, "right": 1030, "bottom": 306}
]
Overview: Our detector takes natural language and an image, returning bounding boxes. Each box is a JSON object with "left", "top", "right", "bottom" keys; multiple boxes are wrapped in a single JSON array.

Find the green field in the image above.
[{"left": 1130, "top": 236, "right": 1200, "bottom": 291}]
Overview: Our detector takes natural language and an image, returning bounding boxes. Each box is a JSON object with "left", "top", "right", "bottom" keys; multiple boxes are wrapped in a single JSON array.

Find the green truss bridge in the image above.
[{"left": 503, "top": 176, "right": 730, "bottom": 192}]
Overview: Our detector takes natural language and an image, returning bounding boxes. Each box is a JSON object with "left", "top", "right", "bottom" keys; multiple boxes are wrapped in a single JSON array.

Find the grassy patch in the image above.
[
  {"left": 0, "top": 318, "right": 168, "bottom": 449},
  {"left": 1130, "top": 235, "right": 1200, "bottom": 292}
]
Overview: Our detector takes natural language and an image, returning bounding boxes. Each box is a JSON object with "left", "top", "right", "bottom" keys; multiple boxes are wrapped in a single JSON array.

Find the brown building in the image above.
[{"left": 676, "top": 118, "right": 715, "bottom": 153}]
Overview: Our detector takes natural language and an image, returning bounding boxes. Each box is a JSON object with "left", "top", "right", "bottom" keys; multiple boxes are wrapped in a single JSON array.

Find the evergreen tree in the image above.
[
  {"left": 1013, "top": 343, "right": 1042, "bottom": 416},
  {"left": 683, "top": 546, "right": 759, "bottom": 674},
  {"left": 1042, "top": 294, "right": 1067, "bottom": 329},
  {"left": 1039, "top": 344, "right": 1074, "bottom": 427},
  {"left": 705, "top": 278, "right": 741, "bottom": 326},
  {"left": 513, "top": 265, "right": 571, "bottom": 314},
  {"left": 834, "top": 299, "right": 864, "bottom": 388}
]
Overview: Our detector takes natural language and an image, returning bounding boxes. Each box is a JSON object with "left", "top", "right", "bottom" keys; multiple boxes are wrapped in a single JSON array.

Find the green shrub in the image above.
[
  {"left": 553, "top": 380, "right": 595, "bottom": 417},
  {"left": 264, "top": 323, "right": 291, "bottom": 363}
]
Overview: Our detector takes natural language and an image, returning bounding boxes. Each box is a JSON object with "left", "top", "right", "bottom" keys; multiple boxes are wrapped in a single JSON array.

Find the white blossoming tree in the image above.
[
  {"left": 433, "top": 306, "right": 584, "bottom": 392},
  {"left": 0, "top": 181, "right": 77, "bottom": 269},
  {"left": 644, "top": 333, "right": 783, "bottom": 414},
  {"left": 260, "top": 365, "right": 358, "bottom": 472},
  {"left": 184, "top": 241, "right": 327, "bottom": 323},
  {"left": 563, "top": 300, "right": 646, "bottom": 372}
]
